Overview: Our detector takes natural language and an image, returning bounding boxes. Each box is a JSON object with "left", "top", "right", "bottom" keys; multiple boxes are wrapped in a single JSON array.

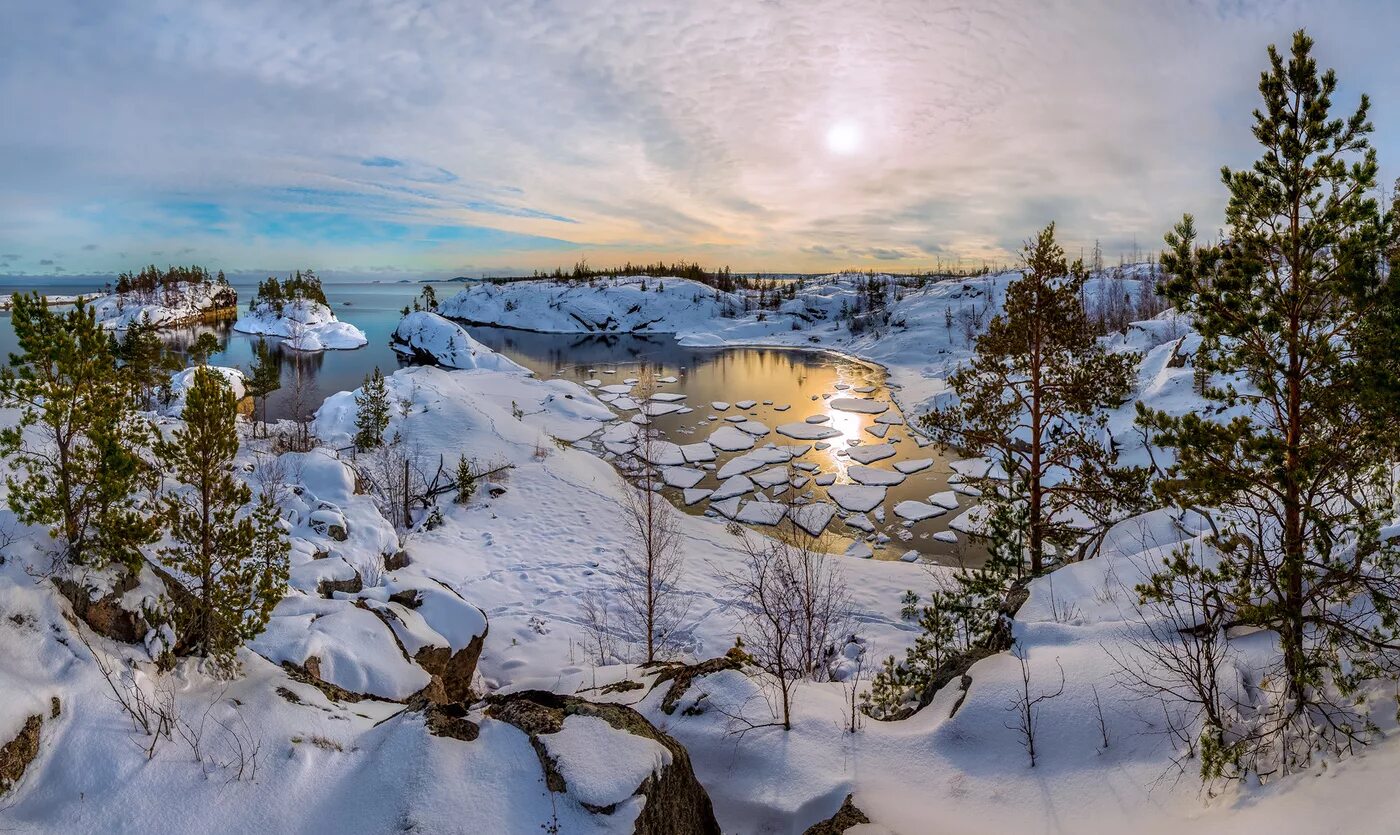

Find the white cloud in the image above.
[{"left": 0, "top": 0, "right": 1396, "bottom": 272}]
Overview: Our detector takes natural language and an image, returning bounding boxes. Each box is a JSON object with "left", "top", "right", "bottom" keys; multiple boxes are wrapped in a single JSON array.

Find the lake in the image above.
[{"left": 0, "top": 276, "right": 979, "bottom": 564}]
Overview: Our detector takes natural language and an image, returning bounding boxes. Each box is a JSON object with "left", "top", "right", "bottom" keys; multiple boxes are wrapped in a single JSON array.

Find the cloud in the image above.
[{"left": 0, "top": 0, "right": 1396, "bottom": 272}]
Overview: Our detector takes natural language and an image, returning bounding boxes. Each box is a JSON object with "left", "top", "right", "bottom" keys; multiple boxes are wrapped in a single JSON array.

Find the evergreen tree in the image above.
[
  {"left": 0, "top": 295, "right": 158, "bottom": 570},
  {"left": 354, "top": 367, "right": 392, "bottom": 450},
  {"left": 1138, "top": 31, "right": 1400, "bottom": 774},
  {"left": 189, "top": 332, "right": 222, "bottom": 366},
  {"left": 244, "top": 338, "right": 281, "bottom": 437},
  {"left": 156, "top": 367, "right": 284, "bottom": 673},
  {"left": 420, "top": 285, "right": 438, "bottom": 311},
  {"left": 921, "top": 224, "right": 1142, "bottom": 574},
  {"left": 113, "top": 321, "right": 178, "bottom": 408},
  {"left": 454, "top": 453, "right": 476, "bottom": 503}
]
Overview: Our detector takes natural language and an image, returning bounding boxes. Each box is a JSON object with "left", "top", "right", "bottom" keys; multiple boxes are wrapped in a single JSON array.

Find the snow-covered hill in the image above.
[
  {"left": 390, "top": 311, "right": 530, "bottom": 373},
  {"left": 234, "top": 298, "right": 367, "bottom": 351}
]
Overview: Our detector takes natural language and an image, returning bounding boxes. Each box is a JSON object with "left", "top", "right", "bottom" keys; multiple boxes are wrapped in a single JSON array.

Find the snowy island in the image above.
[
  {"left": 233, "top": 271, "right": 367, "bottom": 351},
  {"left": 89, "top": 265, "right": 239, "bottom": 330}
]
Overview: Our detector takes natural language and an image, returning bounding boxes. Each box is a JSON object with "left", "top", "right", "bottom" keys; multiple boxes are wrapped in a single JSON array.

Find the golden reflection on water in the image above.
[{"left": 468, "top": 328, "right": 986, "bottom": 566}]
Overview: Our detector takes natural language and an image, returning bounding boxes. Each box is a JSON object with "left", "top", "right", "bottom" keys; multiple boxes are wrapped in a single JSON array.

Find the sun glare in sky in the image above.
[{"left": 824, "top": 121, "right": 862, "bottom": 155}]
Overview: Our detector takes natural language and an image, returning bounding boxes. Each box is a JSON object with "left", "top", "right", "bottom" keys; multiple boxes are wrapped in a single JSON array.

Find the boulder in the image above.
[{"left": 486, "top": 690, "right": 720, "bottom": 835}]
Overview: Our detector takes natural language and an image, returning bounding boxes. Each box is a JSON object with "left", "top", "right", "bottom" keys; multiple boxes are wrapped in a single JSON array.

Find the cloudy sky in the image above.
[{"left": 1, "top": 0, "right": 1397, "bottom": 278}]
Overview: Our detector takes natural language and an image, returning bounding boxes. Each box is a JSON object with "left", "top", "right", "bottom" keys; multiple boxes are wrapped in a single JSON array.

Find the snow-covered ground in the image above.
[
  {"left": 1, "top": 271, "right": 1396, "bottom": 833},
  {"left": 234, "top": 298, "right": 368, "bottom": 351},
  {"left": 89, "top": 281, "right": 238, "bottom": 330}
]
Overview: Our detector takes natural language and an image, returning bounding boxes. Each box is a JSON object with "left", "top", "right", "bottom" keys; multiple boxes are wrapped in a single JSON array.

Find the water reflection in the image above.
[{"left": 468, "top": 325, "right": 985, "bottom": 566}]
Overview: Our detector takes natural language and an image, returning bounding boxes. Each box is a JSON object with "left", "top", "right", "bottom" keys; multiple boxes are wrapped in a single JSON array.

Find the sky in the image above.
[{"left": 1, "top": 0, "right": 1398, "bottom": 279}]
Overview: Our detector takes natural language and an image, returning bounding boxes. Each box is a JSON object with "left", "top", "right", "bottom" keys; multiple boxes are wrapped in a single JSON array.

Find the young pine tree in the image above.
[
  {"left": 921, "top": 224, "right": 1142, "bottom": 575},
  {"left": 113, "top": 321, "right": 179, "bottom": 408},
  {"left": 244, "top": 338, "right": 281, "bottom": 437},
  {"left": 354, "top": 368, "right": 392, "bottom": 450},
  {"left": 157, "top": 367, "right": 285, "bottom": 674},
  {"left": 454, "top": 454, "right": 477, "bottom": 504},
  {"left": 0, "top": 295, "right": 158, "bottom": 570},
  {"left": 1137, "top": 31, "right": 1400, "bottom": 774}
]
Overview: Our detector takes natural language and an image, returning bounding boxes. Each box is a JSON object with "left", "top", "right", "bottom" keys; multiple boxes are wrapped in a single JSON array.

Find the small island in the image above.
[
  {"left": 90, "top": 265, "right": 238, "bottom": 329},
  {"left": 233, "top": 270, "right": 367, "bottom": 351}
]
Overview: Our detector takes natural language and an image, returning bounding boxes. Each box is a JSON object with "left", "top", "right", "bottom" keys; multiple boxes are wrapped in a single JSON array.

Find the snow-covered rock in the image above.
[{"left": 391, "top": 311, "right": 529, "bottom": 373}]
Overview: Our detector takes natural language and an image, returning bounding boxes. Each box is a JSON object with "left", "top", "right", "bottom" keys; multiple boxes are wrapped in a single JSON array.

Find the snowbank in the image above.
[{"left": 234, "top": 298, "right": 368, "bottom": 351}]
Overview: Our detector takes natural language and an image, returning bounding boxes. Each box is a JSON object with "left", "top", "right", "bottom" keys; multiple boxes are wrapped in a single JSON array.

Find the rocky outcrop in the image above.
[
  {"left": 412, "top": 633, "right": 485, "bottom": 705},
  {"left": 0, "top": 715, "right": 42, "bottom": 797},
  {"left": 646, "top": 645, "right": 749, "bottom": 715},
  {"left": 280, "top": 657, "right": 374, "bottom": 703},
  {"left": 486, "top": 690, "right": 720, "bottom": 835},
  {"left": 804, "top": 794, "right": 871, "bottom": 834},
  {"left": 53, "top": 573, "right": 149, "bottom": 645}
]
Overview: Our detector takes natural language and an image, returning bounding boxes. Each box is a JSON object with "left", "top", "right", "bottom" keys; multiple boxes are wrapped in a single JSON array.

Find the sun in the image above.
[{"left": 825, "top": 121, "right": 861, "bottom": 155}]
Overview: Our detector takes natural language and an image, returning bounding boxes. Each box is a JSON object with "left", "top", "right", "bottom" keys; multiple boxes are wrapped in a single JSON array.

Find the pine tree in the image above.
[
  {"left": 0, "top": 295, "right": 158, "bottom": 570},
  {"left": 244, "top": 338, "right": 281, "bottom": 437},
  {"left": 189, "top": 333, "right": 222, "bottom": 366},
  {"left": 113, "top": 321, "right": 179, "bottom": 408},
  {"left": 157, "top": 367, "right": 284, "bottom": 673},
  {"left": 454, "top": 454, "right": 476, "bottom": 503},
  {"left": 1138, "top": 31, "right": 1400, "bottom": 774},
  {"left": 354, "top": 368, "right": 392, "bottom": 450},
  {"left": 921, "top": 224, "right": 1142, "bottom": 574}
]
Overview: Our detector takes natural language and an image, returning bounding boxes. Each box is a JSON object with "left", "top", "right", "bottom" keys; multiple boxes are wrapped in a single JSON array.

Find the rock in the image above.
[
  {"left": 412, "top": 629, "right": 486, "bottom": 705},
  {"left": 280, "top": 657, "right": 374, "bottom": 703},
  {"left": 52, "top": 574, "right": 148, "bottom": 645},
  {"left": 646, "top": 646, "right": 749, "bottom": 715},
  {"left": 486, "top": 691, "right": 720, "bottom": 834},
  {"left": 414, "top": 698, "right": 480, "bottom": 742},
  {"left": 0, "top": 715, "right": 41, "bottom": 797},
  {"left": 316, "top": 570, "right": 363, "bottom": 599},
  {"left": 803, "top": 794, "right": 871, "bottom": 834}
]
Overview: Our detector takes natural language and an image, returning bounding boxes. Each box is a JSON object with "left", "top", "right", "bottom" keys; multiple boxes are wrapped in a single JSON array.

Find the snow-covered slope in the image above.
[
  {"left": 437, "top": 276, "right": 743, "bottom": 333},
  {"left": 390, "top": 311, "right": 530, "bottom": 373},
  {"left": 89, "top": 281, "right": 238, "bottom": 330},
  {"left": 234, "top": 298, "right": 367, "bottom": 351}
]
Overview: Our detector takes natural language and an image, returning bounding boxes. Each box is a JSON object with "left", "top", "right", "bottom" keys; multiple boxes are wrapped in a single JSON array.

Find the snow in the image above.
[
  {"left": 928, "top": 490, "right": 961, "bottom": 510},
  {"left": 891, "top": 500, "right": 946, "bottom": 521},
  {"left": 542, "top": 715, "right": 671, "bottom": 809},
  {"left": 679, "top": 442, "right": 716, "bottom": 463},
  {"left": 710, "top": 475, "right": 755, "bottom": 501},
  {"left": 735, "top": 501, "right": 787, "bottom": 525},
  {"left": 847, "top": 444, "right": 896, "bottom": 464},
  {"left": 235, "top": 297, "right": 368, "bottom": 351},
  {"left": 711, "top": 401, "right": 730, "bottom": 410},
  {"left": 827, "top": 484, "right": 887, "bottom": 512},
  {"left": 660, "top": 466, "right": 705, "bottom": 489},
  {"left": 829, "top": 397, "right": 889, "bottom": 414},
  {"left": 776, "top": 422, "right": 843, "bottom": 440},
  {"left": 391, "top": 311, "right": 528, "bottom": 372},
  {"left": 733, "top": 419, "right": 770, "bottom": 436},
  {"left": 681, "top": 488, "right": 712, "bottom": 506},
  {"left": 894, "top": 458, "right": 934, "bottom": 474},
  {"left": 790, "top": 503, "right": 837, "bottom": 536},
  {"left": 847, "top": 465, "right": 906, "bottom": 486},
  {"left": 7, "top": 267, "right": 1396, "bottom": 835},
  {"left": 735, "top": 400, "right": 758, "bottom": 409},
  {"left": 708, "top": 425, "right": 756, "bottom": 451}
]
